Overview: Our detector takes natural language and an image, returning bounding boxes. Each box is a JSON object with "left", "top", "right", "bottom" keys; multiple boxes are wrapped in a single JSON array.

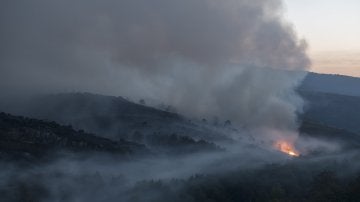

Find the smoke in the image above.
[
  {"left": 0, "top": 0, "right": 309, "bottom": 132},
  {"left": 4, "top": 2, "right": 360, "bottom": 201},
  {"left": 1, "top": 147, "right": 360, "bottom": 202},
  {"left": 0, "top": 144, "right": 294, "bottom": 202}
]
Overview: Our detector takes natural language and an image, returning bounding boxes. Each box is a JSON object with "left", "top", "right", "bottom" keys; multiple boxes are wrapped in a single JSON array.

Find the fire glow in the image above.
[{"left": 275, "top": 141, "right": 300, "bottom": 157}]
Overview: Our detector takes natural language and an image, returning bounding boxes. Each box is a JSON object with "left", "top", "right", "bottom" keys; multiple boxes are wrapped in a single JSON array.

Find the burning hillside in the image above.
[{"left": 275, "top": 140, "right": 300, "bottom": 157}]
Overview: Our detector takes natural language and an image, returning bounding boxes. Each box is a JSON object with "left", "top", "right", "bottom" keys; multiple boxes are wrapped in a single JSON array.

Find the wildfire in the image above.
[{"left": 275, "top": 140, "right": 300, "bottom": 157}]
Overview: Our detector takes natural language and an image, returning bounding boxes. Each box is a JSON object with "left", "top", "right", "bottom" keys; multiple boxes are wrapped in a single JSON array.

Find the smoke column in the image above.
[{"left": 0, "top": 0, "right": 310, "bottom": 134}]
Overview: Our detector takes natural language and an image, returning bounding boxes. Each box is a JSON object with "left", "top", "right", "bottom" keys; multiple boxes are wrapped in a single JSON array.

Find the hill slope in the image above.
[
  {"left": 1, "top": 93, "right": 230, "bottom": 143},
  {"left": 300, "top": 72, "right": 360, "bottom": 97},
  {"left": 300, "top": 90, "right": 360, "bottom": 133},
  {"left": 0, "top": 112, "right": 147, "bottom": 161}
]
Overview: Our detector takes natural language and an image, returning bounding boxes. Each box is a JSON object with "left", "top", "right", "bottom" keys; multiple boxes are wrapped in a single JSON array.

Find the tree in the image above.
[{"left": 139, "top": 99, "right": 146, "bottom": 105}]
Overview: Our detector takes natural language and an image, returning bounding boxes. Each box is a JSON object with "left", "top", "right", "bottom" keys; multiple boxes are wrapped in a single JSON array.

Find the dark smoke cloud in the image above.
[{"left": 0, "top": 0, "right": 310, "bottom": 132}]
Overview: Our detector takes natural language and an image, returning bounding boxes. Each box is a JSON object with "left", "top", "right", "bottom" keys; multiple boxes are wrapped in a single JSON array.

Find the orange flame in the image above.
[{"left": 275, "top": 140, "right": 300, "bottom": 157}]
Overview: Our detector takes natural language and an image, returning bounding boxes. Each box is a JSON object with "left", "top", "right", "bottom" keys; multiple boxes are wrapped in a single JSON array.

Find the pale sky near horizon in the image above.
[{"left": 284, "top": 0, "right": 360, "bottom": 77}]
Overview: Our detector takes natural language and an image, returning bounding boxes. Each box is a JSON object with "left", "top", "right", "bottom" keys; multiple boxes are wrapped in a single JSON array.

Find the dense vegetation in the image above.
[
  {"left": 127, "top": 165, "right": 360, "bottom": 202},
  {"left": 2, "top": 161, "right": 360, "bottom": 202}
]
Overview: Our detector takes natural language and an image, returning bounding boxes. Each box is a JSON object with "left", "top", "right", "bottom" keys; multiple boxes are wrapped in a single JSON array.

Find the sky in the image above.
[{"left": 284, "top": 0, "right": 360, "bottom": 77}]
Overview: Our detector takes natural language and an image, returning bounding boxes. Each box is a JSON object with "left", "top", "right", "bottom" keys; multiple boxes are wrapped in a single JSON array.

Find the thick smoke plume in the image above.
[{"left": 0, "top": 0, "right": 309, "bottom": 132}]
